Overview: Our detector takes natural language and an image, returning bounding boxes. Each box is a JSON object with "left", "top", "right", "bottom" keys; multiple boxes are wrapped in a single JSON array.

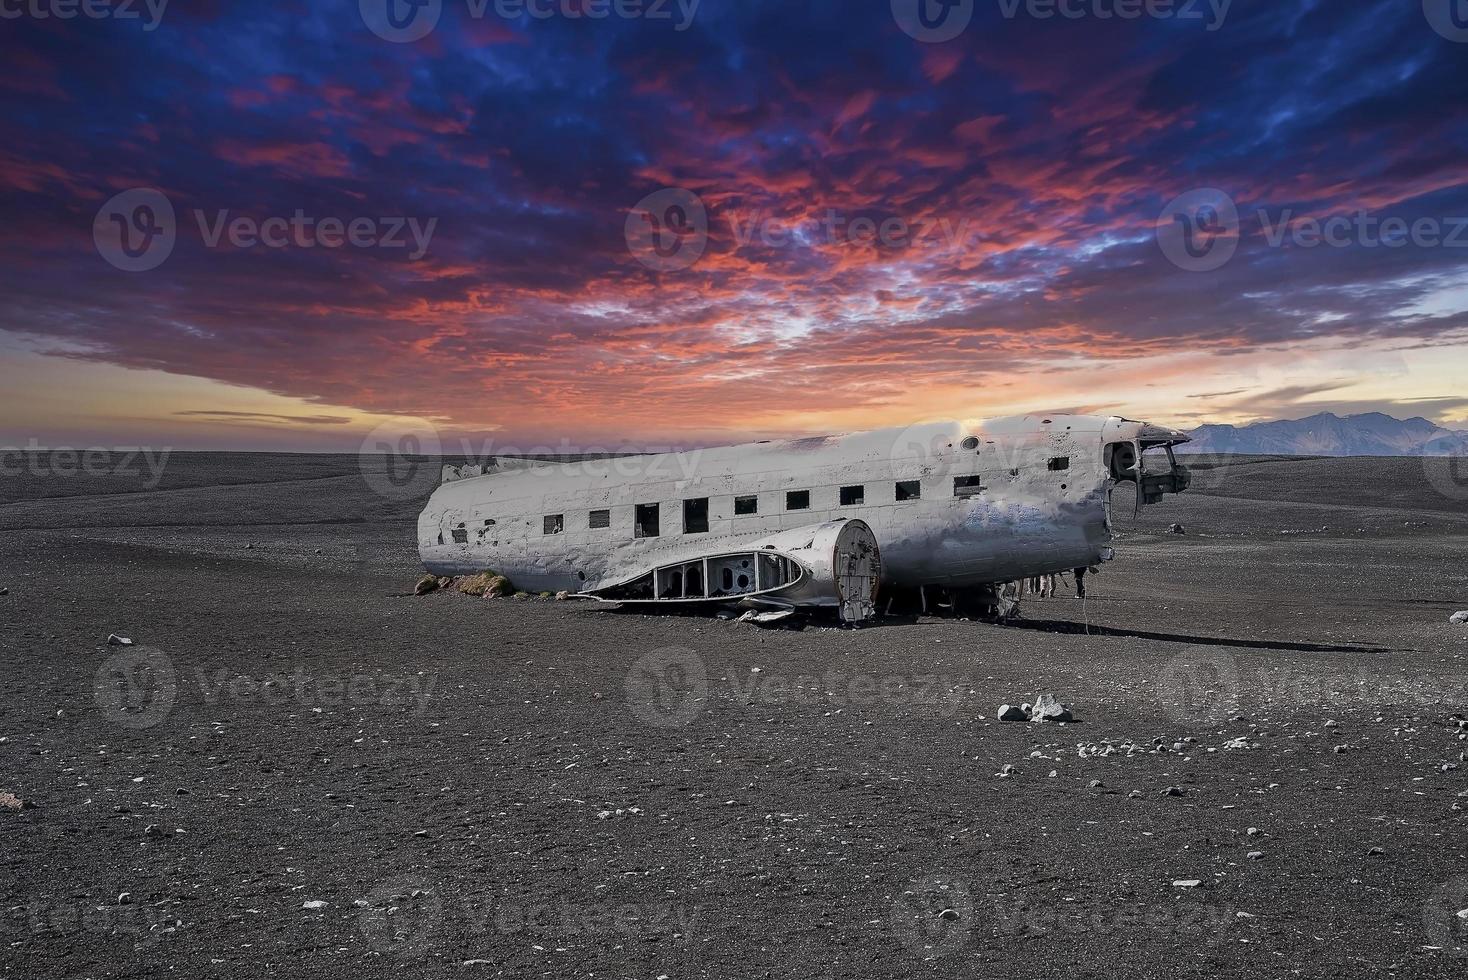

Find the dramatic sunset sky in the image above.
[{"left": 2, "top": 0, "right": 1467, "bottom": 451}]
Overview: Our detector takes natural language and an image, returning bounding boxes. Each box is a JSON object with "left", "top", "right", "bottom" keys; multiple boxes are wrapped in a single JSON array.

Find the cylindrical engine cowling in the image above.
[{"left": 747, "top": 519, "right": 882, "bottom": 623}]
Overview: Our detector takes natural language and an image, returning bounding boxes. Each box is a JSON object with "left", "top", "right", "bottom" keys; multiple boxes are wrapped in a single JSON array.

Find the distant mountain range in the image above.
[{"left": 1178, "top": 412, "right": 1468, "bottom": 456}]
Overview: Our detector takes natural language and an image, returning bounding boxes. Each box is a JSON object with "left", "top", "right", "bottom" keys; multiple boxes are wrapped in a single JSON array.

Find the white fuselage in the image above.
[{"left": 417, "top": 413, "right": 1188, "bottom": 594}]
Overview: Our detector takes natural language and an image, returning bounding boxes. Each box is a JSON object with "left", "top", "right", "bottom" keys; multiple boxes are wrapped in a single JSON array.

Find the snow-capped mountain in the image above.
[{"left": 1178, "top": 412, "right": 1468, "bottom": 456}]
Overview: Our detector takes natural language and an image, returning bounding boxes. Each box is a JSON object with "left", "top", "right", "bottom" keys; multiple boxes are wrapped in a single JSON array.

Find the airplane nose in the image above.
[{"left": 1137, "top": 422, "right": 1192, "bottom": 446}]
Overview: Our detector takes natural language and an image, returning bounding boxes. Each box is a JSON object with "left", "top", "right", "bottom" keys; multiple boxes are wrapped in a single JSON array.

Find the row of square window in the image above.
[{"left": 536, "top": 472, "right": 1029, "bottom": 537}]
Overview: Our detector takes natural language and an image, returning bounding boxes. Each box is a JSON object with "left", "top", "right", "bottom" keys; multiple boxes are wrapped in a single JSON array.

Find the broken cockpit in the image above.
[{"left": 1104, "top": 420, "right": 1192, "bottom": 505}]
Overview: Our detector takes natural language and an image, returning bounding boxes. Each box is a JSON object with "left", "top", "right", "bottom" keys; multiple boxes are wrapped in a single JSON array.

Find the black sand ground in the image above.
[{"left": 3, "top": 452, "right": 1468, "bottom": 978}]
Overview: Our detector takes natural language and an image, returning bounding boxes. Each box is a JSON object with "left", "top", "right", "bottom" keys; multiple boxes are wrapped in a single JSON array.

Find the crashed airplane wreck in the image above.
[{"left": 417, "top": 414, "right": 1191, "bottom": 625}]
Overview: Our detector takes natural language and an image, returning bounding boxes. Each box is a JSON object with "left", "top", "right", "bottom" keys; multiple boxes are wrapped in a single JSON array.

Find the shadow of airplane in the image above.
[{"left": 1003, "top": 618, "right": 1391, "bottom": 654}]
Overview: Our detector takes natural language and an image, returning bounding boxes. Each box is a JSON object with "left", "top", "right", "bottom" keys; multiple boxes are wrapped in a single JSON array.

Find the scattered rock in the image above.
[
  {"left": 457, "top": 572, "right": 511, "bottom": 598},
  {"left": 117, "top": 892, "right": 132, "bottom": 905},
  {"left": 302, "top": 900, "right": 328, "bottom": 910},
  {"left": 0, "top": 791, "right": 34, "bottom": 811},
  {"left": 1246, "top": 851, "right": 1264, "bottom": 861},
  {"left": 1161, "top": 786, "right": 1185, "bottom": 797},
  {"left": 996, "top": 704, "right": 1027, "bottom": 722},
  {"left": 1333, "top": 745, "right": 1349, "bottom": 754},
  {"left": 1169, "top": 523, "right": 1186, "bottom": 535},
  {"left": 739, "top": 610, "right": 795, "bottom": 625},
  {"left": 939, "top": 908, "right": 960, "bottom": 921},
  {"left": 1089, "top": 779, "right": 1104, "bottom": 789},
  {"left": 1451, "top": 611, "right": 1468, "bottom": 625},
  {"left": 107, "top": 634, "right": 134, "bottom": 646},
  {"left": 1223, "top": 737, "right": 1259, "bottom": 750},
  {"left": 1457, "top": 909, "right": 1468, "bottom": 922},
  {"left": 1367, "top": 847, "right": 1385, "bottom": 857},
  {"left": 1029, "top": 693, "right": 1074, "bottom": 723},
  {"left": 1172, "top": 879, "right": 1203, "bottom": 889},
  {"left": 414, "top": 575, "right": 440, "bottom": 596},
  {"left": 1128, "top": 790, "right": 1142, "bottom": 799},
  {"left": 144, "top": 824, "right": 164, "bottom": 837},
  {"left": 0, "top": 586, "right": 8, "bottom": 595},
  {"left": 1246, "top": 827, "right": 1261, "bottom": 837},
  {"left": 996, "top": 764, "right": 1018, "bottom": 778}
]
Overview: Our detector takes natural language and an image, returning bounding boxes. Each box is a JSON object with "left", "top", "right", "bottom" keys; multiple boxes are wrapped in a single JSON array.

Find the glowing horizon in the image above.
[{"left": 3, "top": 1, "right": 1467, "bottom": 452}]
